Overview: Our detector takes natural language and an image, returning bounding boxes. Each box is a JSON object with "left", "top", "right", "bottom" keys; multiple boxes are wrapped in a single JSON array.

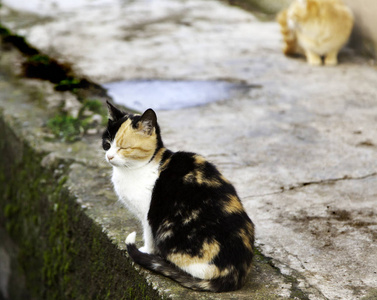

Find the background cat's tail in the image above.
[
  {"left": 125, "top": 232, "right": 241, "bottom": 292},
  {"left": 277, "top": 9, "right": 299, "bottom": 56}
]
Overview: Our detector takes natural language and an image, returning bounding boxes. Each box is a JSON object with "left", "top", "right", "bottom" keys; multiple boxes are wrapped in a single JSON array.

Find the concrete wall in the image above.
[{"left": 343, "top": 0, "right": 377, "bottom": 58}]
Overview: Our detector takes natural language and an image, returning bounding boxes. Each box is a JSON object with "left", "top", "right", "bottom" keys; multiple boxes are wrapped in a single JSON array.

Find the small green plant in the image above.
[
  {"left": 0, "top": 24, "right": 11, "bottom": 36},
  {"left": 55, "top": 77, "right": 82, "bottom": 91},
  {"left": 81, "top": 99, "right": 107, "bottom": 118},
  {"left": 47, "top": 114, "right": 83, "bottom": 142},
  {"left": 47, "top": 99, "right": 106, "bottom": 142},
  {"left": 27, "top": 54, "right": 51, "bottom": 65}
]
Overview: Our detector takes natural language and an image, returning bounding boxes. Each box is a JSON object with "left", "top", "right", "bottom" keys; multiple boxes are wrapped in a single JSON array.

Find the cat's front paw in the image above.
[
  {"left": 306, "top": 50, "right": 322, "bottom": 66},
  {"left": 324, "top": 52, "right": 338, "bottom": 66}
]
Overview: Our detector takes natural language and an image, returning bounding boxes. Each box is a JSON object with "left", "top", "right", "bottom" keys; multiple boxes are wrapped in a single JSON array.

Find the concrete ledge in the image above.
[
  {"left": 2, "top": 0, "right": 377, "bottom": 297},
  {"left": 0, "top": 41, "right": 317, "bottom": 299},
  {"left": 0, "top": 65, "right": 161, "bottom": 300}
]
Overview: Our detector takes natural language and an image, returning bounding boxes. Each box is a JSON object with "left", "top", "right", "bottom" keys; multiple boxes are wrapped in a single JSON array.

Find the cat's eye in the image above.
[{"left": 103, "top": 141, "right": 111, "bottom": 151}]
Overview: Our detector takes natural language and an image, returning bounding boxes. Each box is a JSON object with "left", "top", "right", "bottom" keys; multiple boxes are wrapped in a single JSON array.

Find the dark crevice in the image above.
[
  {"left": 283, "top": 172, "right": 377, "bottom": 191},
  {"left": 0, "top": 23, "right": 110, "bottom": 100}
]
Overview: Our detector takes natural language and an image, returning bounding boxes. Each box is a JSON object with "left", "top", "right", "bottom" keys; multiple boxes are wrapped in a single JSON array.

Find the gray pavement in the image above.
[{"left": 1, "top": 0, "right": 377, "bottom": 299}]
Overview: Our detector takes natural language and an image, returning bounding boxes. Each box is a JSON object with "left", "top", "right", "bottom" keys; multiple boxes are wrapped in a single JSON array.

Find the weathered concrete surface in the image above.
[
  {"left": 0, "top": 45, "right": 308, "bottom": 299},
  {"left": 1, "top": 0, "right": 377, "bottom": 299},
  {"left": 0, "top": 52, "right": 162, "bottom": 299}
]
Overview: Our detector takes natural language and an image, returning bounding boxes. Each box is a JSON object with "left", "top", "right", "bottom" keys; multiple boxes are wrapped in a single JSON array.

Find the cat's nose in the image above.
[{"left": 107, "top": 154, "right": 114, "bottom": 161}]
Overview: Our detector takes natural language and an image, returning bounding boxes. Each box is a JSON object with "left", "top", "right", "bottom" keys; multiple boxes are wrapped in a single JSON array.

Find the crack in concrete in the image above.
[
  {"left": 255, "top": 244, "right": 327, "bottom": 300},
  {"left": 244, "top": 172, "right": 377, "bottom": 199}
]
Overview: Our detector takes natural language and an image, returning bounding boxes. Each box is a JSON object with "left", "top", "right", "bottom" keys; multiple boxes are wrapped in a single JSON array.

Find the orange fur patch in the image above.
[
  {"left": 114, "top": 119, "right": 157, "bottom": 161},
  {"left": 168, "top": 240, "right": 220, "bottom": 267},
  {"left": 167, "top": 239, "right": 232, "bottom": 280},
  {"left": 223, "top": 194, "right": 244, "bottom": 215},
  {"left": 238, "top": 227, "right": 254, "bottom": 252},
  {"left": 182, "top": 209, "right": 200, "bottom": 225}
]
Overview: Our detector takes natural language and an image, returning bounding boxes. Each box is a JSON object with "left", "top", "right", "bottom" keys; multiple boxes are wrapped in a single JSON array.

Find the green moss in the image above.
[
  {"left": 362, "top": 289, "right": 377, "bottom": 300},
  {"left": 0, "top": 116, "right": 161, "bottom": 300},
  {"left": 55, "top": 77, "right": 82, "bottom": 92},
  {"left": 0, "top": 24, "right": 12, "bottom": 36},
  {"left": 47, "top": 114, "right": 83, "bottom": 142},
  {"left": 82, "top": 98, "right": 106, "bottom": 115},
  {"left": 46, "top": 98, "right": 106, "bottom": 141},
  {"left": 27, "top": 54, "right": 51, "bottom": 65},
  {"left": 0, "top": 23, "right": 38, "bottom": 55}
]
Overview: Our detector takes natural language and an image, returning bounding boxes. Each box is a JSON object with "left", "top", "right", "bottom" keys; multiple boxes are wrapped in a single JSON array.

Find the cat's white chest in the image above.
[{"left": 111, "top": 162, "right": 159, "bottom": 221}]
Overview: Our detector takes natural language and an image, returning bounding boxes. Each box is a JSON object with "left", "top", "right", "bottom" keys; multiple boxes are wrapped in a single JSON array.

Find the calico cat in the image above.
[
  {"left": 102, "top": 101, "right": 254, "bottom": 292},
  {"left": 277, "top": 0, "right": 354, "bottom": 65}
]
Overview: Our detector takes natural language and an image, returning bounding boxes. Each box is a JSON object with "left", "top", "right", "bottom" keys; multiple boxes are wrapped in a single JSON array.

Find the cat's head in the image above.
[
  {"left": 102, "top": 101, "right": 163, "bottom": 168},
  {"left": 289, "top": 0, "right": 319, "bottom": 22}
]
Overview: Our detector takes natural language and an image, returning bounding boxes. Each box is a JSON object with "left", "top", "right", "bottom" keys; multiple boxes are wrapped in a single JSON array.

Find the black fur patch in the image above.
[{"left": 103, "top": 104, "right": 254, "bottom": 292}]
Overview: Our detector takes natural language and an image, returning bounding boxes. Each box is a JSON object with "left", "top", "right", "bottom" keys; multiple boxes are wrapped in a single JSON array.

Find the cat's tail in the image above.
[
  {"left": 125, "top": 232, "right": 241, "bottom": 292},
  {"left": 276, "top": 9, "right": 299, "bottom": 56}
]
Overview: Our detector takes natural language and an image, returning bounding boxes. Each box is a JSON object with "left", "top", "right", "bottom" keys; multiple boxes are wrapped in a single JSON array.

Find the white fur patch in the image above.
[
  {"left": 110, "top": 148, "right": 159, "bottom": 253},
  {"left": 181, "top": 263, "right": 219, "bottom": 280},
  {"left": 138, "top": 246, "right": 149, "bottom": 253},
  {"left": 111, "top": 159, "right": 159, "bottom": 222},
  {"left": 126, "top": 231, "right": 136, "bottom": 245}
]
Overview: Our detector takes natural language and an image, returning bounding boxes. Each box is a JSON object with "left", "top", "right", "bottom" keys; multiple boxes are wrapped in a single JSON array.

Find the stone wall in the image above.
[
  {"left": 344, "top": 0, "right": 377, "bottom": 58},
  {"left": 0, "top": 100, "right": 161, "bottom": 300}
]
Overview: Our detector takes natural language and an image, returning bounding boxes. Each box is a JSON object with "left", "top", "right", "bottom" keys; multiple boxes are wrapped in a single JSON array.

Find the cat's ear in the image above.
[
  {"left": 106, "top": 100, "right": 125, "bottom": 121},
  {"left": 138, "top": 109, "right": 157, "bottom": 135}
]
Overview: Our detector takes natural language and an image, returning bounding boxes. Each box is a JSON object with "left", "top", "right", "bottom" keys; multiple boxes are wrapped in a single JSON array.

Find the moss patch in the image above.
[
  {"left": 362, "top": 289, "right": 377, "bottom": 300},
  {"left": 0, "top": 23, "right": 109, "bottom": 97},
  {"left": 46, "top": 114, "right": 85, "bottom": 142},
  {"left": 46, "top": 98, "right": 106, "bottom": 142},
  {"left": 0, "top": 116, "right": 161, "bottom": 300}
]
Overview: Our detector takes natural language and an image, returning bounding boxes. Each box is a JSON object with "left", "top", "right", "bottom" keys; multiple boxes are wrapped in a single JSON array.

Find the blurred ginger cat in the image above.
[{"left": 277, "top": 0, "right": 354, "bottom": 66}]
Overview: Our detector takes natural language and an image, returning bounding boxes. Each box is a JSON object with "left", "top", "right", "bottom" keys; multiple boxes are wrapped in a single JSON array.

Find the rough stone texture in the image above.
[
  {"left": 0, "top": 46, "right": 310, "bottom": 299},
  {"left": 0, "top": 57, "right": 162, "bottom": 299},
  {"left": 1, "top": 0, "right": 377, "bottom": 299}
]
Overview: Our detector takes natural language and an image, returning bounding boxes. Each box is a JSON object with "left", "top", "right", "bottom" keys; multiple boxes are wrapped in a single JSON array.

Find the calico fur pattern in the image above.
[{"left": 102, "top": 101, "right": 254, "bottom": 292}]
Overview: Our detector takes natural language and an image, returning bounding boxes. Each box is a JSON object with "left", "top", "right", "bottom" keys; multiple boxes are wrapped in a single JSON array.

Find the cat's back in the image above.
[
  {"left": 148, "top": 150, "right": 254, "bottom": 289},
  {"left": 149, "top": 150, "right": 254, "bottom": 253},
  {"left": 154, "top": 151, "right": 237, "bottom": 200},
  {"left": 290, "top": 0, "right": 353, "bottom": 34},
  {"left": 150, "top": 150, "right": 252, "bottom": 232},
  {"left": 288, "top": 0, "right": 353, "bottom": 55}
]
